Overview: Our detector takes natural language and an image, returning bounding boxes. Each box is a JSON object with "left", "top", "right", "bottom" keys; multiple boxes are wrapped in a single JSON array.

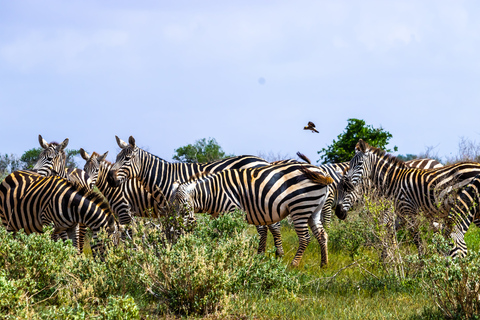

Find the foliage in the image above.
[
  {"left": 420, "top": 235, "right": 480, "bottom": 319},
  {"left": 20, "top": 147, "right": 80, "bottom": 170},
  {"left": 172, "top": 137, "right": 233, "bottom": 163},
  {"left": 0, "top": 154, "right": 22, "bottom": 180},
  {"left": 396, "top": 154, "right": 418, "bottom": 162},
  {"left": 317, "top": 118, "right": 398, "bottom": 164},
  {"left": 0, "top": 210, "right": 299, "bottom": 318}
]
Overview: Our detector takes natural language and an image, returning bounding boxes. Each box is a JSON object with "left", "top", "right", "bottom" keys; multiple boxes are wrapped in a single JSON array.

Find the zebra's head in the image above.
[
  {"left": 80, "top": 149, "right": 108, "bottom": 187},
  {"left": 335, "top": 139, "right": 371, "bottom": 219},
  {"left": 32, "top": 135, "right": 69, "bottom": 177},
  {"left": 170, "top": 181, "right": 197, "bottom": 225},
  {"left": 107, "top": 136, "right": 141, "bottom": 187}
]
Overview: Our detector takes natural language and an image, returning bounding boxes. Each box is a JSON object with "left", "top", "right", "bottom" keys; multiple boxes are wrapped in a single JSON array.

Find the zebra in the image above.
[
  {"left": 31, "top": 135, "right": 93, "bottom": 252},
  {"left": 171, "top": 163, "right": 334, "bottom": 266},
  {"left": 335, "top": 139, "right": 480, "bottom": 257},
  {"left": 0, "top": 170, "right": 117, "bottom": 256},
  {"left": 270, "top": 152, "right": 348, "bottom": 228},
  {"left": 105, "top": 136, "right": 286, "bottom": 255},
  {"left": 447, "top": 173, "right": 480, "bottom": 256},
  {"left": 80, "top": 149, "right": 163, "bottom": 228}
]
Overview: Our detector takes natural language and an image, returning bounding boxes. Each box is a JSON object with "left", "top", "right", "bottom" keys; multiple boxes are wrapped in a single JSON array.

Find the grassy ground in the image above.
[{"left": 228, "top": 220, "right": 480, "bottom": 320}]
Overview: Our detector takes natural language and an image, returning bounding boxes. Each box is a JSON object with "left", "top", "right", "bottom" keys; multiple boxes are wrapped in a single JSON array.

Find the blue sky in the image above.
[{"left": 1, "top": 0, "right": 479, "bottom": 164}]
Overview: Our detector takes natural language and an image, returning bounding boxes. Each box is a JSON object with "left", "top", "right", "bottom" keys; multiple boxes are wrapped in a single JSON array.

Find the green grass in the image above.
[
  {"left": 237, "top": 222, "right": 434, "bottom": 319},
  {"left": 2, "top": 209, "right": 480, "bottom": 319}
]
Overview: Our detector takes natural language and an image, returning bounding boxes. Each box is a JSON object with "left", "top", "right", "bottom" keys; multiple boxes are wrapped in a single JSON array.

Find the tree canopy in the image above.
[
  {"left": 173, "top": 138, "right": 232, "bottom": 163},
  {"left": 317, "top": 118, "right": 398, "bottom": 164}
]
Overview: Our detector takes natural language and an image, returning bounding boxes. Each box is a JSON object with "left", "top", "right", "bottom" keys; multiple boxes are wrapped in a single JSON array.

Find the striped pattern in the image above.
[
  {"left": 0, "top": 170, "right": 117, "bottom": 255},
  {"left": 106, "top": 136, "right": 286, "bottom": 254},
  {"left": 81, "top": 149, "right": 162, "bottom": 226},
  {"left": 336, "top": 139, "right": 480, "bottom": 257},
  {"left": 32, "top": 135, "right": 92, "bottom": 251},
  {"left": 446, "top": 173, "right": 480, "bottom": 257},
  {"left": 404, "top": 158, "right": 443, "bottom": 170},
  {"left": 172, "top": 163, "right": 334, "bottom": 266}
]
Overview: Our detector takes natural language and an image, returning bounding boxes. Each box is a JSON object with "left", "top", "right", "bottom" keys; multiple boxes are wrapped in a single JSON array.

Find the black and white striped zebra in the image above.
[
  {"left": 80, "top": 149, "right": 163, "bottom": 227},
  {"left": 171, "top": 163, "right": 334, "bottom": 266},
  {"left": 105, "top": 136, "right": 286, "bottom": 255},
  {"left": 31, "top": 135, "right": 93, "bottom": 252},
  {"left": 270, "top": 152, "right": 349, "bottom": 229},
  {"left": 0, "top": 170, "right": 117, "bottom": 256},
  {"left": 336, "top": 139, "right": 480, "bottom": 257}
]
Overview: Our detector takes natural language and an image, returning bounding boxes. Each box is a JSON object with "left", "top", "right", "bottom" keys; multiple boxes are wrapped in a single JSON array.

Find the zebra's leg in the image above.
[
  {"left": 308, "top": 213, "right": 328, "bottom": 267},
  {"left": 321, "top": 201, "right": 332, "bottom": 230},
  {"left": 256, "top": 225, "right": 268, "bottom": 254},
  {"left": 267, "top": 222, "right": 284, "bottom": 257},
  {"left": 291, "top": 216, "right": 311, "bottom": 267},
  {"left": 76, "top": 224, "right": 88, "bottom": 255}
]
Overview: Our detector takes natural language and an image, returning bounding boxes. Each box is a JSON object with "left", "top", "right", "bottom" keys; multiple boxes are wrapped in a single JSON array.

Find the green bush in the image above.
[
  {"left": 0, "top": 209, "right": 300, "bottom": 317},
  {"left": 421, "top": 234, "right": 480, "bottom": 319}
]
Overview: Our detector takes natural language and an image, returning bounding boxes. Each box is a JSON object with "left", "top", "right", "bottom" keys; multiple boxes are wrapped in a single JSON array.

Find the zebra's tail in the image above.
[
  {"left": 296, "top": 151, "right": 311, "bottom": 164},
  {"left": 299, "top": 166, "right": 334, "bottom": 186}
]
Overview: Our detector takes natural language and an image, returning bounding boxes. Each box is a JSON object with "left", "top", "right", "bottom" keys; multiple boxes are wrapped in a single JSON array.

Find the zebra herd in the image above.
[{"left": 0, "top": 135, "right": 479, "bottom": 266}]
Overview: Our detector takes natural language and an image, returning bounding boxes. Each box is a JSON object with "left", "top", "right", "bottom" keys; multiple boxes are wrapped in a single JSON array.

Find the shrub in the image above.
[{"left": 421, "top": 234, "right": 480, "bottom": 319}]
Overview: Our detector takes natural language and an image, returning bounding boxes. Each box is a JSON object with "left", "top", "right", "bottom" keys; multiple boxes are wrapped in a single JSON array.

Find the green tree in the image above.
[
  {"left": 317, "top": 118, "right": 397, "bottom": 164},
  {"left": 173, "top": 138, "right": 232, "bottom": 163},
  {"left": 20, "top": 148, "right": 80, "bottom": 170}
]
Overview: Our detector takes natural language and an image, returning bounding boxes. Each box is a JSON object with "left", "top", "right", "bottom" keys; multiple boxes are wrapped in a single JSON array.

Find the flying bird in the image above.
[{"left": 304, "top": 121, "right": 319, "bottom": 133}]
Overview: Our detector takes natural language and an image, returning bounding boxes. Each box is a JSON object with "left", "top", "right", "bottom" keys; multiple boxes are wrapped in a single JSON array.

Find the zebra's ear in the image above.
[
  {"left": 116, "top": 136, "right": 128, "bottom": 149},
  {"left": 80, "top": 148, "right": 90, "bottom": 161},
  {"left": 99, "top": 151, "right": 108, "bottom": 162},
  {"left": 128, "top": 136, "right": 136, "bottom": 148},
  {"left": 38, "top": 134, "right": 49, "bottom": 149},
  {"left": 57, "top": 138, "right": 69, "bottom": 152},
  {"left": 356, "top": 139, "right": 367, "bottom": 153}
]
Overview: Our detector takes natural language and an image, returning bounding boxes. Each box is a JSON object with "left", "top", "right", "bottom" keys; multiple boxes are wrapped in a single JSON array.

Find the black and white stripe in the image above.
[
  {"left": 172, "top": 163, "right": 333, "bottom": 266},
  {"left": 81, "top": 149, "right": 162, "bottom": 227},
  {"left": 0, "top": 170, "right": 117, "bottom": 255},
  {"left": 336, "top": 139, "right": 480, "bottom": 257},
  {"left": 106, "top": 136, "right": 286, "bottom": 254},
  {"left": 31, "top": 135, "right": 93, "bottom": 251}
]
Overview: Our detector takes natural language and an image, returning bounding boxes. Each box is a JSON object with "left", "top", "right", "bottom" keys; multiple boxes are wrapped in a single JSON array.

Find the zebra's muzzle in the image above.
[{"left": 335, "top": 204, "right": 348, "bottom": 220}]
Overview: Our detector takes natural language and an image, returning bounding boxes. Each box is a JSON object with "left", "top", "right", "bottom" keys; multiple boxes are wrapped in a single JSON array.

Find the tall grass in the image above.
[{"left": 1, "top": 200, "right": 480, "bottom": 319}]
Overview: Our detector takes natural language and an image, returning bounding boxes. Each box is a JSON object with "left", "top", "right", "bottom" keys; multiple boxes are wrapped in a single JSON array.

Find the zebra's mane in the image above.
[{"left": 357, "top": 139, "right": 407, "bottom": 169}]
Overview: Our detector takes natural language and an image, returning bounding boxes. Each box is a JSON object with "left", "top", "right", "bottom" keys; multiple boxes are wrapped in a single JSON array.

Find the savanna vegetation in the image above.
[{"left": 1, "top": 127, "right": 480, "bottom": 319}]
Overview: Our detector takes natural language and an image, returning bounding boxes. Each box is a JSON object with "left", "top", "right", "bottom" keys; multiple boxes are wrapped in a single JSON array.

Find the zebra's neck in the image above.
[
  {"left": 137, "top": 149, "right": 205, "bottom": 205},
  {"left": 368, "top": 152, "right": 408, "bottom": 196},
  {"left": 95, "top": 162, "right": 114, "bottom": 196}
]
